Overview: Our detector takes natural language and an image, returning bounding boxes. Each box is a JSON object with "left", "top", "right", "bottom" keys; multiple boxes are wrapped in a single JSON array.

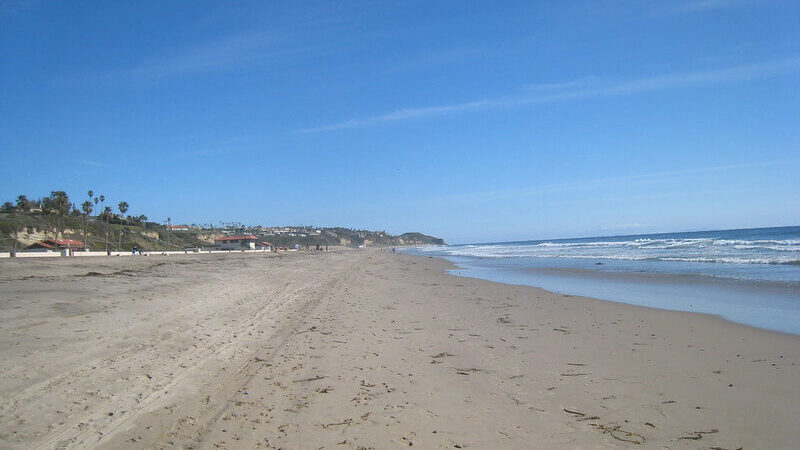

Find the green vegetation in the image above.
[
  {"left": 257, "top": 227, "right": 445, "bottom": 248},
  {"left": 0, "top": 190, "right": 445, "bottom": 252}
]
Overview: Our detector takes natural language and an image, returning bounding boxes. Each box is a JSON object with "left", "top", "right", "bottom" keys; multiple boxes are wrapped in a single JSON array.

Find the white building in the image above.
[
  {"left": 166, "top": 224, "right": 191, "bottom": 231},
  {"left": 216, "top": 235, "right": 258, "bottom": 250}
]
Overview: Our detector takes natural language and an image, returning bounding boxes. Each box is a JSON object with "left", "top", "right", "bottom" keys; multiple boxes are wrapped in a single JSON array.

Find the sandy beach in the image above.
[{"left": 1, "top": 249, "right": 798, "bottom": 449}]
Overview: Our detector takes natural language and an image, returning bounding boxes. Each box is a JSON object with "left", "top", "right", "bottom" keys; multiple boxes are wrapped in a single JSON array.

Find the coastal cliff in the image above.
[{"left": 0, "top": 212, "right": 444, "bottom": 251}]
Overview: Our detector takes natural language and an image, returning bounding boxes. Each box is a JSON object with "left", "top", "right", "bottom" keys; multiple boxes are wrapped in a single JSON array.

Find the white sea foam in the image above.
[
  {"left": 409, "top": 229, "right": 800, "bottom": 332},
  {"left": 430, "top": 236, "right": 800, "bottom": 265}
]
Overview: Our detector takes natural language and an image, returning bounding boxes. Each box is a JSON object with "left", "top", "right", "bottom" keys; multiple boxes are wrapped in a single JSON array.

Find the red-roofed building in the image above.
[
  {"left": 26, "top": 239, "right": 86, "bottom": 252},
  {"left": 257, "top": 241, "right": 275, "bottom": 251},
  {"left": 216, "top": 235, "right": 259, "bottom": 250},
  {"left": 166, "top": 224, "right": 191, "bottom": 231}
]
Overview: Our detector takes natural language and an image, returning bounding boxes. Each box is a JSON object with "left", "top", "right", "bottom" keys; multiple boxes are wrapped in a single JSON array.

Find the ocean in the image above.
[{"left": 406, "top": 226, "right": 800, "bottom": 335}]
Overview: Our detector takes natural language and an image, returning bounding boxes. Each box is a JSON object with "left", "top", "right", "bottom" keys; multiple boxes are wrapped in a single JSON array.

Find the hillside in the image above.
[
  {"left": 398, "top": 232, "right": 446, "bottom": 246},
  {"left": 0, "top": 213, "right": 444, "bottom": 252}
]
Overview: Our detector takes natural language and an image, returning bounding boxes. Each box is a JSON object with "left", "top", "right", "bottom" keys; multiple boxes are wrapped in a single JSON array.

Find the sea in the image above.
[{"left": 405, "top": 226, "right": 800, "bottom": 335}]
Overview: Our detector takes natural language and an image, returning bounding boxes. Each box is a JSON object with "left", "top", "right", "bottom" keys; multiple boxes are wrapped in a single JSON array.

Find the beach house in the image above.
[
  {"left": 25, "top": 239, "right": 86, "bottom": 252},
  {"left": 257, "top": 241, "right": 275, "bottom": 251},
  {"left": 216, "top": 235, "right": 258, "bottom": 250}
]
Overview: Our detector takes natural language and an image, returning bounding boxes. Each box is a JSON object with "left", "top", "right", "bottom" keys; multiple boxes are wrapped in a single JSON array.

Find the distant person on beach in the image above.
[{"left": 132, "top": 246, "right": 138, "bottom": 255}]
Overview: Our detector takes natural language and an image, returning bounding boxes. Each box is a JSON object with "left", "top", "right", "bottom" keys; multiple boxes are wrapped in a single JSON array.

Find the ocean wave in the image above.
[
  {"left": 472, "top": 238, "right": 800, "bottom": 251},
  {"left": 444, "top": 251, "right": 795, "bottom": 265},
  {"left": 659, "top": 257, "right": 798, "bottom": 265},
  {"left": 732, "top": 244, "right": 800, "bottom": 252},
  {"left": 409, "top": 226, "right": 800, "bottom": 268},
  {"left": 429, "top": 236, "right": 800, "bottom": 265}
]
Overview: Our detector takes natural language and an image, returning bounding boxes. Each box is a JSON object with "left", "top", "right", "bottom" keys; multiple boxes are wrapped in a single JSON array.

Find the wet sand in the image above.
[{"left": 1, "top": 249, "right": 798, "bottom": 448}]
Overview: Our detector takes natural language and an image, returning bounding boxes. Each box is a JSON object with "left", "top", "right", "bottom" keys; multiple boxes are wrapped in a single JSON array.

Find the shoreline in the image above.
[
  {"left": 433, "top": 254, "right": 800, "bottom": 339},
  {"left": 427, "top": 253, "right": 800, "bottom": 336},
  {"left": 1, "top": 249, "right": 798, "bottom": 448}
]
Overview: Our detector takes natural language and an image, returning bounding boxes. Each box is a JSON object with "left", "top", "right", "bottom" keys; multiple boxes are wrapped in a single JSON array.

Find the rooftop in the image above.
[{"left": 216, "top": 235, "right": 258, "bottom": 241}]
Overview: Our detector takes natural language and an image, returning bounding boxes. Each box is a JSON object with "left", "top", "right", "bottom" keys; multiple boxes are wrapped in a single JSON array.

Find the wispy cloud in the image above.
[
  {"left": 670, "top": 0, "right": 751, "bottom": 13},
  {"left": 166, "top": 147, "right": 240, "bottom": 161},
  {"left": 389, "top": 45, "right": 494, "bottom": 72},
  {"left": 123, "top": 32, "right": 281, "bottom": 80},
  {"left": 61, "top": 31, "right": 293, "bottom": 85},
  {"left": 299, "top": 99, "right": 495, "bottom": 133},
  {"left": 523, "top": 78, "right": 600, "bottom": 91},
  {"left": 391, "top": 159, "right": 800, "bottom": 209},
  {"left": 299, "top": 56, "right": 800, "bottom": 133}
]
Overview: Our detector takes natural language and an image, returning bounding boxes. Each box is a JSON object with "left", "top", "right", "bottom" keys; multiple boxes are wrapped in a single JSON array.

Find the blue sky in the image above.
[{"left": 1, "top": 0, "right": 799, "bottom": 243}]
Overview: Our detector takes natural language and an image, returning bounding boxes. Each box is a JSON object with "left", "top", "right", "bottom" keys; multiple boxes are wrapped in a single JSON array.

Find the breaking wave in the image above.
[{"left": 418, "top": 236, "right": 800, "bottom": 265}]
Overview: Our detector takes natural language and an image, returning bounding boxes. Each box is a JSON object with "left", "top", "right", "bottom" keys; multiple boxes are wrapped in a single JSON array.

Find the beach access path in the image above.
[{"left": 0, "top": 249, "right": 798, "bottom": 449}]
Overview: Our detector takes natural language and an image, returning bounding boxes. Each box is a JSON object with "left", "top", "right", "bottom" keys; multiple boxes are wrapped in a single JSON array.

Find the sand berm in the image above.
[{"left": 1, "top": 249, "right": 798, "bottom": 448}]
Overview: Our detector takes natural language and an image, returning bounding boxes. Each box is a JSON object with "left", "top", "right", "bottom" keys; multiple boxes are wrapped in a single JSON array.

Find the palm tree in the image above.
[
  {"left": 49, "top": 191, "right": 70, "bottom": 245},
  {"left": 117, "top": 201, "right": 129, "bottom": 250},
  {"left": 49, "top": 191, "right": 69, "bottom": 214},
  {"left": 16, "top": 195, "right": 30, "bottom": 212},
  {"left": 86, "top": 191, "right": 94, "bottom": 248},
  {"left": 102, "top": 205, "right": 113, "bottom": 251},
  {"left": 81, "top": 200, "right": 93, "bottom": 251},
  {"left": 96, "top": 195, "right": 109, "bottom": 252}
]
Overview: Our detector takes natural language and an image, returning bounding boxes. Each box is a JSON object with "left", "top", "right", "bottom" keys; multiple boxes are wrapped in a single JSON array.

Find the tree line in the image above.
[
  {"left": 2, "top": 191, "right": 145, "bottom": 224},
  {"left": 1, "top": 190, "right": 149, "bottom": 252}
]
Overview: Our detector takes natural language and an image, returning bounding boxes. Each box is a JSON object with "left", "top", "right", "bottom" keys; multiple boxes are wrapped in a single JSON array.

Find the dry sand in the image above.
[{"left": 0, "top": 249, "right": 798, "bottom": 449}]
